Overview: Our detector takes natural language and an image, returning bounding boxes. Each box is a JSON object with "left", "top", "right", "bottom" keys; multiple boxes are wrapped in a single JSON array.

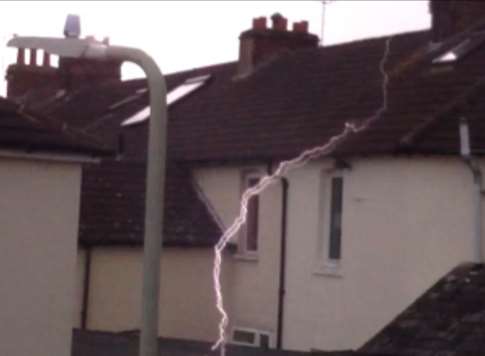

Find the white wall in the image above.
[
  {"left": 195, "top": 165, "right": 283, "bottom": 345},
  {"left": 0, "top": 157, "right": 82, "bottom": 356},
  {"left": 84, "top": 247, "right": 222, "bottom": 341},
  {"left": 283, "top": 157, "right": 477, "bottom": 351}
]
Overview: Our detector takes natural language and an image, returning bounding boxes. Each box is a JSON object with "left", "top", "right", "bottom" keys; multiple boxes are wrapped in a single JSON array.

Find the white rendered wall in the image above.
[{"left": 0, "top": 158, "right": 82, "bottom": 356}]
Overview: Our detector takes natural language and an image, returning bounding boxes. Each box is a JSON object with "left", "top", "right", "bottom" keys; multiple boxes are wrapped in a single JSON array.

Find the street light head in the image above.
[
  {"left": 64, "top": 14, "right": 81, "bottom": 38},
  {"left": 7, "top": 36, "right": 108, "bottom": 60}
]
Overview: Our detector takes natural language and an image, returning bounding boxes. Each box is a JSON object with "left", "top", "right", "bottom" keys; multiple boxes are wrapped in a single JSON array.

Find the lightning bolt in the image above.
[{"left": 212, "top": 36, "right": 392, "bottom": 356}]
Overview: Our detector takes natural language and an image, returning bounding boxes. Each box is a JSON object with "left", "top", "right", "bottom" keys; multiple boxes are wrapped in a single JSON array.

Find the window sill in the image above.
[
  {"left": 313, "top": 262, "right": 343, "bottom": 278},
  {"left": 233, "top": 253, "right": 259, "bottom": 262}
]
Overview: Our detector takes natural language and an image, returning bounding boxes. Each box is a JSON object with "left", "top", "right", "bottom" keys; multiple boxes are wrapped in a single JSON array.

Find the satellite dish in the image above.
[{"left": 64, "top": 14, "right": 81, "bottom": 38}]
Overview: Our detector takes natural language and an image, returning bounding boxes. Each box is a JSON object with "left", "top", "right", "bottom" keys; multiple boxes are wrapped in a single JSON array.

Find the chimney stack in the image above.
[
  {"left": 430, "top": 0, "right": 485, "bottom": 42},
  {"left": 237, "top": 13, "right": 319, "bottom": 77},
  {"left": 6, "top": 15, "right": 122, "bottom": 99}
]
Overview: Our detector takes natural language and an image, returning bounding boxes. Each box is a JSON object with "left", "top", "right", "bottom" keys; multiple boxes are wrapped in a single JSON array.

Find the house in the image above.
[
  {"left": 0, "top": 97, "right": 109, "bottom": 356},
  {"left": 72, "top": 263, "right": 485, "bottom": 356},
  {"left": 5, "top": 0, "right": 485, "bottom": 353}
]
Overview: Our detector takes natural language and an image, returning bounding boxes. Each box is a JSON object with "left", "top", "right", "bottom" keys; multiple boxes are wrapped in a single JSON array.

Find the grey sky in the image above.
[{"left": 0, "top": 1, "right": 431, "bottom": 93}]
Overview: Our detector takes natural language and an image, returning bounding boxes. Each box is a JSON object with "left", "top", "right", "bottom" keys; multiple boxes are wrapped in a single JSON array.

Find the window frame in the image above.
[
  {"left": 328, "top": 176, "right": 344, "bottom": 262},
  {"left": 237, "top": 170, "right": 263, "bottom": 259},
  {"left": 120, "top": 74, "right": 211, "bottom": 126},
  {"left": 432, "top": 33, "right": 485, "bottom": 65},
  {"left": 231, "top": 326, "right": 274, "bottom": 348},
  {"left": 315, "top": 169, "right": 345, "bottom": 276}
]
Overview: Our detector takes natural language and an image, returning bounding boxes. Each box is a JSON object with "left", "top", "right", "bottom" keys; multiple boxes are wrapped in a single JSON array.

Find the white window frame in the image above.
[
  {"left": 121, "top": 74, "right": 211, "bottom": 126},
  {"left": 231, "top": 326, "right": 274, "bottom": 348},
  {"left": 315, "top": 169, "right": 344, "bottom": 277},
  {"left": 237, "top": 170, "right": 263, "bottom": 259}
]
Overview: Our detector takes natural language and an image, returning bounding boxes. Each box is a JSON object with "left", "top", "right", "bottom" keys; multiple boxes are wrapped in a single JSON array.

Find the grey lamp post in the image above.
[{"left": 8, "top": 36, "right": 168, "bottom": 356}]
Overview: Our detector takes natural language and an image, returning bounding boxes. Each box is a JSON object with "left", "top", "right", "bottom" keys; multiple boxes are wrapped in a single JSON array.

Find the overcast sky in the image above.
[{"left": 0, "top": 1, "right": 431, "bottom": 94}]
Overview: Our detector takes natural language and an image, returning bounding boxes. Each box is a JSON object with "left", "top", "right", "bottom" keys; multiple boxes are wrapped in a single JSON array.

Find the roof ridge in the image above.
[{"left": 316, "top": 29, "right": 429, "bottom": 51}]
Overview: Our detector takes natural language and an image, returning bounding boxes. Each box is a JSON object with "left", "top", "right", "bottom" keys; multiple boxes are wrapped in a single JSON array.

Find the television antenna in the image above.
[{"left": 320, "top": 0, "right": 335, "bottom": 46}]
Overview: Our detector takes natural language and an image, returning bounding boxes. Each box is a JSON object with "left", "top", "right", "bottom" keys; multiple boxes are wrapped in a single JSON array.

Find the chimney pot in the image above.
[
  {"left": 271, "top": 13, "right": 287, "bottom": 31},
  {"left": 16, "top": 48, "right": 25, "bottom": 65},
  {"left": 293, "top": 21, "right": 309, "bottom": 33},
  {"left": 252, "top": 17, "right": 267, "bottom": 31},
  {"left": 43, "top": 52, "right": 50, "bottom": 67},
  {"left": 29, "top": 49, "right": 37, "bottom": 66}
]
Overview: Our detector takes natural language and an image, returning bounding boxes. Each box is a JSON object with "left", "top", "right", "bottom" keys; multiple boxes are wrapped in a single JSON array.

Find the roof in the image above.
[
  {"left": 72, "top": 329, "right": 382, "bottom": 356},
  {"left": 15, "top": 26, "right": 485, "bottom": 246},
  {"left": 0, "top": 96, "right": 110, "bottom": 157},
  {"left": 21, "top": 31, "right": 429, "bottom": 162},
  {"left": 79, "top": 161, "right": 221, "bottom": 247},
  {"left": 361, "top": 263, "right": 485, "bottom": 355},
  {"left": 26, "top": 28, "right": 485, "bottom": 163}
]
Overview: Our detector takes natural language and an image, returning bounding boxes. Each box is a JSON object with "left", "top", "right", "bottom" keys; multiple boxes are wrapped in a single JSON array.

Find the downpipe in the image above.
[{"left": 460, "top": 117, "right": 483, "bottom": 263}]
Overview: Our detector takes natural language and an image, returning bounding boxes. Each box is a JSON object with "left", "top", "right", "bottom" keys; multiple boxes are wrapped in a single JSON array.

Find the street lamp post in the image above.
[{"left": 8, "top": 36, "right": 168, "bottom": 356}]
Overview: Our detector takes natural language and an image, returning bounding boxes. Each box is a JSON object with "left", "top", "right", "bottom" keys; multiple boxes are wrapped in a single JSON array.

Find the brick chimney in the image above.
[
  {"left": 430, "top": 0, "right": 485, "bottom": 42},
  {"left": 6, "top": 48, "right": 60, "bottom": 98},
  {"left": 237, "top": 13, "right": 319, "bottom": 77},
  {"left": 58, "top": 38, "right": 121, "bottom": 90},
  {"left": 6, "top": 36, "right": 121, "bottom": 99}
]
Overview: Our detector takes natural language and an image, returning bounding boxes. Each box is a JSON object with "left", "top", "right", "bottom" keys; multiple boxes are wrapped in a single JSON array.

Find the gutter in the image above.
[
  {"left": 459, "top": 117, "right": 483, "bottom": 263},
  {"left": 276, "top": 177, "right": 289, "bottom": 349},
  {"left": 0, "top": 149, "right": 99, "bottom": 164}
]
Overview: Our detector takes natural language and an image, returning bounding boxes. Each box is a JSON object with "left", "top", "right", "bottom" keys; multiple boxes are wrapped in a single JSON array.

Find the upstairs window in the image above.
[
  {"left": 433, "top": 33, "right": 485, "bottom": 64},
  {"left": 433, "top": 38, "right": 472, "bottom": 64},
  {"left": 121, "top": 74, "right": 211, "bottom": 126},
  {"left": 239, "top": 172, "right": 261, "bottom": 255},
  {"left": 316, "top": 171, "right": 345, "bottom": 276},
  {"left": 328, "top": 176, "right": 343, "bottom": 261}
]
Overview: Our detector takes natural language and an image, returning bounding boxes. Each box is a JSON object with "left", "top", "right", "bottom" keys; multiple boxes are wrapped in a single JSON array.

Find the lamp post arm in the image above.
[{"left": 7, "top": 36, "right": 167, "bottom": 356}]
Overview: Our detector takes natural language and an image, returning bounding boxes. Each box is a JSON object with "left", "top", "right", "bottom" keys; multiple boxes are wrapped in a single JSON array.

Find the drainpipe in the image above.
[
  {"left": 276, "top": 178, "right": 289, "bottom": 349},
  {"left": 459, "top": 117, "right": 483, "bottom": 263},
  {"left": 266, "top": 161, "right": 289, "bottom": 349}
]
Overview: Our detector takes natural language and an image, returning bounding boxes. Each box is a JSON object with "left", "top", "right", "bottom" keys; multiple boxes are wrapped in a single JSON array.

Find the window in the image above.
[
  {"left": 315, "top": 172, "right": 345, "bottom": 276},
  {"left": 239, "top": 172, "right": 261, "bottom": 255},
  {"left": 121, "top": 74, "right": 211, "bottom": 126},
  {"left": 231, "top": 327, "right": 273, "bottom": 348},
  {"left": 432, "top": 34, "right": 485, "bottom": 64},
  {"left": 328, "top": 176, "right": 343, "bottom": 261}
]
